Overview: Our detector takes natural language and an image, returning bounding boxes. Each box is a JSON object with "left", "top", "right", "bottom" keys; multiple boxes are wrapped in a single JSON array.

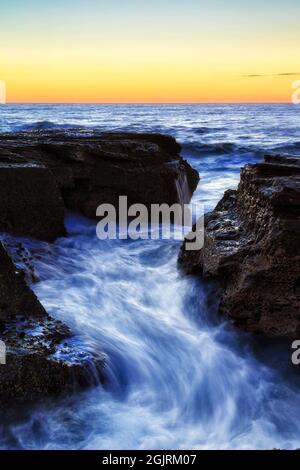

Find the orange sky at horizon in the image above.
[{"left": 1, "top": 0, "right": 299, "bottom": 104}]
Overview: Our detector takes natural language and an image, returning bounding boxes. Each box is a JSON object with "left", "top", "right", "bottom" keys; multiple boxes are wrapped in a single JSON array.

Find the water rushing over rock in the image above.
[
  {"left": 0, "top": 130, "right": 198, "bottom": 406},
  {"left": 0, "top": 216, "right": 299, "bottom": 449},
  {"left": 1, "top": 104, "right": 300, "bottom": 449}
]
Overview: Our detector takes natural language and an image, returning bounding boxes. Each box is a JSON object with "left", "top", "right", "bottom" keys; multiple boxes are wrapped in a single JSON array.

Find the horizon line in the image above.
[{"left": 4, "top": 101, "right": 294, "bottom": 105}]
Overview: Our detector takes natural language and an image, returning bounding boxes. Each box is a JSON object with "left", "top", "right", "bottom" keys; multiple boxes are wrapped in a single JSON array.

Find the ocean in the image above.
[{"left": 1, "top": 103, "right": 300, "bottom": 449}]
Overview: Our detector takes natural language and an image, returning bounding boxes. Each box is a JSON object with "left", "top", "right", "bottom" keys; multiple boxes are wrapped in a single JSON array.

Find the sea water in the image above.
[{"left": 0, "top": 104, "right": 300, "bottom": 449}]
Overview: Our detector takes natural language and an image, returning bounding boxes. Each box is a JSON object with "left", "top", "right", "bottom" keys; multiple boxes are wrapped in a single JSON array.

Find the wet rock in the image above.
[
  {"left": 0, "top": 163, "right": 66, "bottom": 241},
  {"left": 179, "top": 156, "right": 300, "bottom": 337},
  {"left": 0, "top": 130, "right": 198, "bottom": 403},
  {"left": 0, "top": 130, "right": 199, "bottom": 224},
  {"left": 0, "top": 242, "right": 45, "bottom": 322},
  {"left": 0, "top": 314, "right": 104, "bottom": 405},
  {"left": 0, "top": 242, "right": 104, "bottom": 405}
]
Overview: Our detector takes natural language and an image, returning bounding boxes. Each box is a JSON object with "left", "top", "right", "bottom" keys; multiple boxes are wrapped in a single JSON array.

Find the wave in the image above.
[
  {"left": 193, "top": 127, "right": 213, "bottom": 134},
  {"left": 15, "top": 120, "right": 81, "bottom": 132},
  {"left": 182, "top": 141, "right": 252, "bottom": 156},
  {"left": 271, "top": 141, "right": 300, "bottom": 155},
  {"left": 193, "top": 126, "right": 228, "bottom": 135},
  {"left": 183, "top": 140, "right": 300, "bottom": 158}
]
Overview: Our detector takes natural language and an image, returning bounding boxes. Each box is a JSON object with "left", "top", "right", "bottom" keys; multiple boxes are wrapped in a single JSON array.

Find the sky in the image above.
[{"left": 0, "top": 0, "right": 299, "bottom": 103}]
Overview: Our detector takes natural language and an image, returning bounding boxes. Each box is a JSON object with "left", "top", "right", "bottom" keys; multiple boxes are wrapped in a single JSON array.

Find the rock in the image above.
[
  {"left": 0, "top": 242, "right": 45, "bottom": 322},
  {"left": 179, "top": 155, "right": 300, "bottom": 338},
  {"left": 0, "top": 130, "right": 199, "bottom": 224},
  {"left": 0, "top": 315, "right": 104, "bottom": 405},
  {"left": 0, "top": 163, "right": 66, "bottom": 242},
  {"left": 0, "top": 130, "right": 199, "bottom": 403},
  {"left": 0, "top": 242, "right": 104, "bottom": 405}
]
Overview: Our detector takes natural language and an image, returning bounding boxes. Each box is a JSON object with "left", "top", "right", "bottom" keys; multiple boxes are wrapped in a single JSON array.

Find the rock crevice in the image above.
[{"left": 0, "top": 130, "right": 199, "bottom": 403}]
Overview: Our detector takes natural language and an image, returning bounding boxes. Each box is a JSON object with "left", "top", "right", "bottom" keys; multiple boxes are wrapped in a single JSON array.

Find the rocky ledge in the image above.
[
  {"left": 0, "top": 130, "right": 199, "bottom": 404},
  {"left": 0, "top": 130, "right": 199, "bottom": 240},
  {"left": 179, "top": 155, "right": 300, "bottom": 338},
  {"left": 0, "top": 241, "right": 104, "bottom": 405}
]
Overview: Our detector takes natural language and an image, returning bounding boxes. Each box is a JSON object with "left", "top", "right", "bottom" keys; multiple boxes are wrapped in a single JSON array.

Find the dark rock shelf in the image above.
[
  {"left": 0, "top": 130, "right": 199, "bottom": 240},
  {"left": 179, "top": 155, "right": 300, "bottom": 338}
]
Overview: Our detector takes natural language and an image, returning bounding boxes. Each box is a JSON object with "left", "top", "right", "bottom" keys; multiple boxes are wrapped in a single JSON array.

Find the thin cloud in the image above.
[
  {"left": 276, "top": 72, "right": 300, "bottom": 76},
  {"left": 243, "top": 72, "right": 300, "bottom": 78}
]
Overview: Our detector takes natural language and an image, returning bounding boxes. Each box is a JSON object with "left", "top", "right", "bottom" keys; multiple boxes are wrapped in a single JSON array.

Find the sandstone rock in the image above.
[
  {"left": 0, "top": 242, "right": 45, "bottom": 322},
  {"left": 0, "top": 242, "right": 104, "bottom": 404},
  {"left": 179, "top": 155, "right": 300, "bottom": 338},
  {"left": 0, "top": 130, "right": 199, "bottom": 224},
  {"left": 0, "top": 316, "right": 104, "bottom": 405},
  {"left": 0, "top": 162, "right": 66, "bottom": 241}
]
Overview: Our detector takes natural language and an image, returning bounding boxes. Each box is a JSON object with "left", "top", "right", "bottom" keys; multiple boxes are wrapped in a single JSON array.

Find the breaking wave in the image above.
[
  {"left": 15, "top": 120, "right": 81, "bottom": 132},
  {"left": 182, "top": 141, "right": 252, "bottom": 156}
]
